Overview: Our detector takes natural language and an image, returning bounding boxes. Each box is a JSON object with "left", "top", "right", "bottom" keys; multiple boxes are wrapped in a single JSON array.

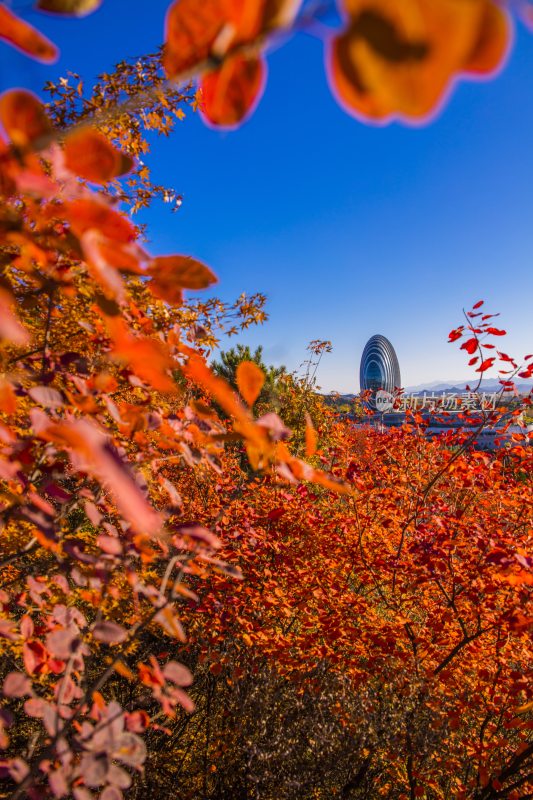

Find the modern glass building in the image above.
[{"left": 360, "top": 334, "right": 401, "bottom": 408}]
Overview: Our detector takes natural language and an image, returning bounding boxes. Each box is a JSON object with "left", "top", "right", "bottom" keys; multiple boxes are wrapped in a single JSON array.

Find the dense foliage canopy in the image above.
[{"left": 0, "top": 1, "right": 532, "bottom": 799}]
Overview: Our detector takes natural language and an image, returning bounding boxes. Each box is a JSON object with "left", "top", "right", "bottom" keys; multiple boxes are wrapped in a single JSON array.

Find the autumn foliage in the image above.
[{"left": 0, "top": 1, "right": 532, "bottom": 799}]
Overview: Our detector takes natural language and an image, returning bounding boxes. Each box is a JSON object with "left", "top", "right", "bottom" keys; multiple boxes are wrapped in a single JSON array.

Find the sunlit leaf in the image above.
[
  {"left": 107, "top": 317, "right": 177, "bottom": 392},
  {"left": 236, "top": 360, "right": 265, "bottom": 406},
  {"left": 328, "top": 0, "right": 510, "bottom": 122},
  {"left": 304, "top": 412, "right": 317, "bottom": 457},
  {"left": 148, "top": 255, "right": 217, "bottom": 303}
]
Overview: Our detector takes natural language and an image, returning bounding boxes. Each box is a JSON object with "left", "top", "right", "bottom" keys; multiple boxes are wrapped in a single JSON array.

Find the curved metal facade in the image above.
[{"left": 360, "top": 335, "right": 401, "bottom": 408}]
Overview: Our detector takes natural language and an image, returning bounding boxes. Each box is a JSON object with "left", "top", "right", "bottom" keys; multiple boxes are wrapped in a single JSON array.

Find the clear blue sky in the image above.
[{"left": 3, "top": 0, "right": 532, "bottom": 392}]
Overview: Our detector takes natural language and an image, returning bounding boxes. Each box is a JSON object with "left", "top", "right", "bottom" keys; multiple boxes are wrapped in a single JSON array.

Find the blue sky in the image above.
[{"left": 3, "top": 0, "right": 532, "bottom": 392}]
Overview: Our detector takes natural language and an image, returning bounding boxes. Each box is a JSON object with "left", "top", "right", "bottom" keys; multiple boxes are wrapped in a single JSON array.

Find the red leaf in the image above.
[
  {"left": 46, "top": 627, "right": 79, "bottom": 659},
  {"left": 23, "top": 698, "right": 48, "bottom": 718},
  {"left": 486, "top": 327, "right": 506, "bottom": 336},
  {"left": 28, "top": 386, "right": 64, "bottom": 409},
  {"left": 472, "top": 300, "right": 484, "bottom": 309},
  {"left": 84, "top": 500, "right": 102, "bottom": 526},
  {"left": 0, "top": 619, "right": 19, "bottom": 642},
  {"left": 448, "top": 327, "right": 464, "bottom": 342},
  {"left": 468, "top": 356, "right": 479, "bottom": 366},
  {"left": 125, "top": 710, "right": 150, "bottom": 732},
  {"left": 162, "top": 661, "right": 193, "bottom": 686},
  {"left": 173, "top": 525, "right": 220, "bottom": 549},
  {"left": 460, "top": 338, "right": 478, "bottom": 355},
  {"left": 93, "top": 621, "right": 127, "bottom": 644},
  {"left": 476, "top": 357, "right": 496, "bottom": 373},
  {"left": 97, "top": 535, "right": 123, "bottom": 555},
  {"left": 3, "top": 673, "right": 31, "bottom": 698},
  {"left": 23, "top": 640, "right": 48, "bottom": 675}
]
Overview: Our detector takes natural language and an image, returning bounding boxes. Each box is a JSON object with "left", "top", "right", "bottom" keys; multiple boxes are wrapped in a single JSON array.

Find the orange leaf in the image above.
[
  {"left": 107, "top": 317, "right": 177, "bottom": 393},
  {"left": 0, "top": 380, "right": 18, "bottom": 414},
  {"left": 0, "top": 287, "right": 29, "bottom": 346},
  {"left": 0, "top": 90, "right": 52, "bottom": 149},
  {"left": 163, "top": 0, "right": 301, "bottom": 80},
  {"left": 201, "top": 54, "right": 266, "bottom": 128},
  {"left": 163, "top": 0, "right": 227, "bottom": 77},
  {"left": 183, "top": 353, "right": 249, "bottom": 424},
  {"left": 0, "top": 5, "right": 58, "bottom": 63},
  {"left": 463, "top": 1, "right": 510, "bottom": 74},
  {"left": 113, "top": 660, "right": 135, "bottom": 681},
  {"left": 64, "top": 197, "right": 135, "bottom": 243},
  {"left": 148, "top": 255, "right": 217, "bottom": 303},
  {"left": 226, "top": 0, "right": 301, "bottom": 40},
  {"left": 236, "top": 361, "right": 265, "bottom": 406},
  {"left": 304, "top": 412, "right": 317, "bottom": 457},
  {"left": 33, "top": 527, "right": 61, "bottom": 553},
  {"left": 85, "top": 237, "right": 145, "bottom": 275},
  {"left": 328, "top": 0, "right": 509, "bottom": 123},
  {"left": 80, "top": 229, "right": 126, "bottom": 301},
  {"left": 64, "top": 128, "right": 134, "bottom": 183},
  {"left": 41, "top": 419, "right": 163, "bottom": 534}
]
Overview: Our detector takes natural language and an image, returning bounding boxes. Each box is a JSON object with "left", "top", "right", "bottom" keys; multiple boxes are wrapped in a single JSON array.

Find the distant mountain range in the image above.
[
  {"left": 328, "top": 378, "right": 533, "bottom": 398},
  {"left": 404, "top": 379, "right": 533, "bottom": 395}
]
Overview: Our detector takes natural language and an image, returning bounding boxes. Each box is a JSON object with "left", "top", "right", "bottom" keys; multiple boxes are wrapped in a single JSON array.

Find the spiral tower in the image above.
[{"left": 360, "top": 335, "right": 401, "bottom": 409}]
